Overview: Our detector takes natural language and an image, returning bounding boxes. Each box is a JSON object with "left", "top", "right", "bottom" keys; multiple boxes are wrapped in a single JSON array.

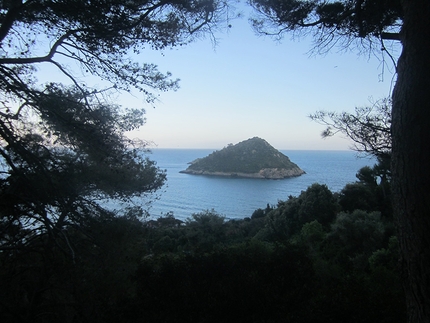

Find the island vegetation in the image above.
[{"left": 180, "top": 137, "right": 305, "bottom": 179}]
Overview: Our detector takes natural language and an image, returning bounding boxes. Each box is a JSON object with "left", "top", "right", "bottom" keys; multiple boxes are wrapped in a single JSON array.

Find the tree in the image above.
[
  {"left": 262, "top": 183, "right": 338, "bottom": 242},
  {"left": 327, "top": 210, "right": 386, "bottom": 270},
  {"left": 0, "top": 1, "right": 232, "bottom": 320},
  {"left": 309, "top": 97, "right": 392, "bottom": 162},
  {"left": 184, "top": 210, "right": 226, "bottom": 253},
  {"left": 247, "top": 0, "right": 430, "bottom": 321},
  {"left": 309, "top": 96, "right": 394, "bottom": 214},
  {"left": 0, "top": 84, "right": 167, "bottom": 322},
  {"left": 0, "top": 0, "right": 231, "bottom": 250},
  {"left": 248, "top": 0, "right": 402, "bottom": 49},
  {"left": 339, "top": 182, "right": 377, "bottom": 213},
  {"left": 338, "top": 164, "right": 393, "bottom": 219}
]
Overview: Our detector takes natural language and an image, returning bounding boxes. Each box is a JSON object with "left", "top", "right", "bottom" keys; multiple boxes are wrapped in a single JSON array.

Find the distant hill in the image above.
[{"left": 180, "top": 137, "right": 305, "bottom": 179}]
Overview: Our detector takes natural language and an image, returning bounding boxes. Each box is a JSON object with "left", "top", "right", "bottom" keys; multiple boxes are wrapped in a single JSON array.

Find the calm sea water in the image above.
[{"left": 143, "top": 149, "right": 376, "bottom": 221}]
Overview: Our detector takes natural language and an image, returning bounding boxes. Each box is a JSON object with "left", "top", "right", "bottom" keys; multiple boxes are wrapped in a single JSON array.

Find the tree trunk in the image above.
[{"left": 392, "top": 1, "right": 430, "bottom": 322}]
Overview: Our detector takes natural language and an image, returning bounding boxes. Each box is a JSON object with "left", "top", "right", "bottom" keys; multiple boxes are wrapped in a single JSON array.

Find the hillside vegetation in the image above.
[
  {"left": 1, "top": 158, "right": 404, "bottom": 323},
  {"left": 181, "top": 137, "right": 304, "bottom": 178}
]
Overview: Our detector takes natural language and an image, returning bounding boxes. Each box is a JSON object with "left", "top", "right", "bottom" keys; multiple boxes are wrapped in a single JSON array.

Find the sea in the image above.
[{"left": 141, "top": 149, "right": 376, "bottom": 221}]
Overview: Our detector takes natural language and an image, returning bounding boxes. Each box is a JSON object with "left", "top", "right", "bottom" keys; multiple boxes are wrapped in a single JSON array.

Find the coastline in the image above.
[{"left": 179, "top": 167, "right": 306, "bottom": 179}]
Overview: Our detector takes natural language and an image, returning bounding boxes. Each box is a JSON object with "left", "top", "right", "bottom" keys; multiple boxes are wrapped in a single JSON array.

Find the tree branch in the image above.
[
  {"left": 0, "top": 0, "right": 23, "bottom": 43},
  {"left": 381, "top": 32, "right": 400, "bottom": 41},
  {"left": 0, "top": 30, "right": 76, "bottom": 65}
]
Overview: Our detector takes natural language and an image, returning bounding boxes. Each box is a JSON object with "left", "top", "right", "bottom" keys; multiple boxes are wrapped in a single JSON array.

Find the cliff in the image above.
[{"left": 180, "top": 137, "right": 305, "bottom": 179}]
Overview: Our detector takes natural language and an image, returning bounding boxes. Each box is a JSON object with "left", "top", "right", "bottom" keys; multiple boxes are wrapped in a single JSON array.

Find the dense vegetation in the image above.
[
  {"left": 0, "top": 159, "right": 405, "bottom": 322},
  {"left": 182, "top": 137, "right": 303, "bottom": 173},
  {"left": 249, "top": 0, "right": 430, "bottom": 320},
  {"left": 2, "top": 0, "right": 427, "bottom": 321}
]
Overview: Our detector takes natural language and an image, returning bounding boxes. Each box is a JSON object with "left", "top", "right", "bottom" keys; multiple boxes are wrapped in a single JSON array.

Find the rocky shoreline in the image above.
[
  {"left": 180, "top": 137, "right": 306, "bottom": 179},
  {"left": 180, "top": 167, "right": 305, "bottom": 179}
]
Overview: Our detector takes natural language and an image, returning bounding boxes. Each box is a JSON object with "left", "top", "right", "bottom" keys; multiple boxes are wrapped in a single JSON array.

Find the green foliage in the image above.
[
  {"left": 295, "top": 183, "right": 339, "bottom": 227},
  {"left": 0, "top": 86, "right": 166, "bottom": 259},
  {"left": 369, "top": 236, "right": 399, "bottom": 272},
  {"left": 356, "top": 165, "right": 378, "bottom": 185},
  {"left": 339, "top": 182, "right": 378, "bottom": 212},
  {"left": 183, "top": 210, "right": 227, "bottom": 253},
  {"left": 108, "top": 189, "right": 403, "bottom": 323},
  {"left": 251, "top": 203, "right": 273, "bottom": 219},
  {"left": 0, "top": 1, "right": 407, "bottom": 322},
  {"left": 0, "top": 0, "right": 233, "bottom": 259},
  {"left": 0, "top": 2, "right": 233, "bottom": 321},
  {"left": 300, "top": 220, "right": 325, "bottom": 247},
  {"left": 261, "top": 183, "right": 339, "bottom": 242},
  {"left": 324, "top": 210, "right": 386, "bottom": 270},
  {"left": 0, "top": 177, "right": 406, "bottom": 322},
  {"left": 340, "top": 161, "right": 392, "bottom": 218},
  {"left": 184, "top": 137, "right": 302, "bottom": 173}
]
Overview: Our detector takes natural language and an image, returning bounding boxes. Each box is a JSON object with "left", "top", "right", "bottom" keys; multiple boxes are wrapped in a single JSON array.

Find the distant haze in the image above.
[{"left": 125, "top": 7, "right": 398, "bottom": 150}]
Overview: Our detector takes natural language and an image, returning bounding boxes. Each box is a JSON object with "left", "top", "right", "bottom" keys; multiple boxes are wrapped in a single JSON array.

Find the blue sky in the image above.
[
  {"left": 125, "top": 12, "right": 398, "bottom": 150},
  {"left": 37, "top": 7, "right": 398, "bottom": 151}
]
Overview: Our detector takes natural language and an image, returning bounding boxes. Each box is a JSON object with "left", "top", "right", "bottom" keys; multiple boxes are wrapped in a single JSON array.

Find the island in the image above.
[{"left": 179, "top": 137, "right": 305, "bottom": 179}]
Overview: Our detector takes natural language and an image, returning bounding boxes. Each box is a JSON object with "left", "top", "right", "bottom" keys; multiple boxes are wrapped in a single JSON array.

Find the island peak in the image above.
[{"left": 180, "top": 137, "right": 305, "bottom": 179}]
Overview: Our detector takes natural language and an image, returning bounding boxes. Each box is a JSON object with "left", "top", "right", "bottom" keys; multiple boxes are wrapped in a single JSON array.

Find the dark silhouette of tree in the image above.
[
  {"left": 262, "top": 183, "right": 339, "bottom": 242},
  {"left": 309, "top": 98, "right": 392, "bottom": 161},
  {"left": 249, "top": 0, "right": 401, "bottom": 52},
  {"left": 0, "top": 0, "right": 232, "bottom": 250},
  {"left": 248, "top": 1, "right": 430, "bottom": 321},
  {"left": 0, "top": 1, "right": 233, "bottom": 320}
]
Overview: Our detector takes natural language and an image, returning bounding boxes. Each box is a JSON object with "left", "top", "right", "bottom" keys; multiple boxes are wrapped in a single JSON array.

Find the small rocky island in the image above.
[{"left": 180, "top": 137, "right": 305, "bottom": 179}]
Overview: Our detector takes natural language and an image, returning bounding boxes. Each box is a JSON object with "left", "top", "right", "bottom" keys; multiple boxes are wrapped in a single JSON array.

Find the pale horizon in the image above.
[
  {"left": 124, "top": 8, "right": 397, "bottom": 151},
  {"left": 144, "top": 136, "right": 368, "bottom": 153},
  {"left": 38, "top": 6, "right": 398, "bottom": 152}
]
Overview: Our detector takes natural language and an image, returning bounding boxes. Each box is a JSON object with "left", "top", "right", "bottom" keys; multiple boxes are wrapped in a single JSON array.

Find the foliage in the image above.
[
  {"left": 128, "top": 241, "right": 315, "bottom": 323},
  {"left": 0, "top": 1, "right": 410, "bottom": 320},
  {"left": 339, "top": 161, "right": 392, "bottom": 218},
  {"left": 0, "top": 173, "right": 406, "bottom": 322},
  {"left": 309, "top": 98, "right": 392, "bottom": 161},
  {"left": 0, "top": 0, "right": 232, "bottom": 99},
  {"left": 260, "top": 183, "right": 339, "bottom": 242},
  {"left": 0, "top": 1, "right": 234, "bottom": 321},
  {"left": 248, "top": 0, "right": 402, "bottom": 52},
  {"left": 183, "top": 136, "right": 302, "bottom": 173},
  {"left": 325, "top": 210, "right": 386, "bottom": 269},
  {"left": 339, "top": 182, "right": 378, "bottom": 212},
  {"left": 110, "top": 179, "right": 402, "bottom": 323},
  {"left": 251, "top": 203, "right": 273, "bottom": 219},
  {"left": 300, "top": 219, "right": 325, "bottom": 246},
  {"left": 184, "top": 210, "right": 227, "bottom": 253},
  {"left": 247, "top": 2, "right": 430, "bottom": 320},
  {"left": 0, "top": 0, "right": 233, "bottom": 256},
  {"left": 0, "top": 86, "right": 165, "bottom": 258},
  {"left": 249, "top": 0, "right": 430, "bottom": 316},
  {"left": 0, "top": 212, "right": 149, "bottom": 322}
]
